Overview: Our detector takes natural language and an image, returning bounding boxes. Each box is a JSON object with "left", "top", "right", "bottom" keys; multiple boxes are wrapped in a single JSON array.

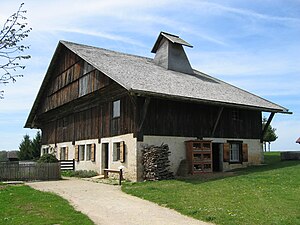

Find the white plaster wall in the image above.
[
  {"left": 203, "top": 137, "right": 263, "bottom": 171},
  {"left": 138, "top": 136, "right": 263, "bottom": 176},
  {"left": 100, "top": 133, "right": 137, "bottom": 181},
  {"left": 42, "top": 135, "right": 263, "bottom": 180},
  {"left": 74, "top": 139, "right": 100, "bottom": 173},
  {"left": 138, "top": 136, "right": 196, "bottom": 178},
  {"left": 42, "top": 140, "right": 101, "bottom": 173}
]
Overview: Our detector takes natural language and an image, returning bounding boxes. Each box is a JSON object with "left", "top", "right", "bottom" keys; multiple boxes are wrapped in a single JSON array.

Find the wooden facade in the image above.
[
  {"left": 36, "top": 46, "right": 135, "bottom": 144},
  {"left": 139, "top": 98, "right": 262, "bottom": 139},
  {"left": 33, "top": 46, "right": 262, "bottom": 146}
]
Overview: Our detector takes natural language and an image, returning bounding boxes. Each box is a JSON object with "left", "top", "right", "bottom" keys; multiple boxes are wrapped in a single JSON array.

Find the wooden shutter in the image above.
[
  {"left": 91, "top": 144, "right": 96, "bottom": 162},
  {"left": 65, "top": 147, "right": 68, "bottom": 160},
  {"left": 223, "top": 143, "right": 230, "bottom": 162},
  {"left": 75, "top": 145, "right": 79, "bottom": 162},
  {"left": 120, "top": 141, "right": 125, "bottom": 163},
  {"left": 242, "top": 143, "right": 248, "bottom": 162}
]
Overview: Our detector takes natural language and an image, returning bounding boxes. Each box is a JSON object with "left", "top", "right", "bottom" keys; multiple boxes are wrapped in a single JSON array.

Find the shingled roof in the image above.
[
  {"left": 59, "top": 40, "right": 289, "bottom": 113},
  {"left": 25, "top": 33, "right": 290, "bottom": 128}
]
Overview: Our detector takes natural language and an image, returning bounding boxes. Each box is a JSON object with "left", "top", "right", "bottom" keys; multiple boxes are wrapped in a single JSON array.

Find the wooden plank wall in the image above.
[
  {"left": 141, "top": 98, "right": 262, "bottom": 139},
  {"left": 41, "top": 95, "right": 135, "bottom": 145},
  {"left": 38, "top": 46, "right": 110, "bottom": 114}
]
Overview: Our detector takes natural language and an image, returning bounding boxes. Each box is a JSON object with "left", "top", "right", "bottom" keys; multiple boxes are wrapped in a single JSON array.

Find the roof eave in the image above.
[{"left": 131, "top": 89, "right": 291, "bottom": 114}]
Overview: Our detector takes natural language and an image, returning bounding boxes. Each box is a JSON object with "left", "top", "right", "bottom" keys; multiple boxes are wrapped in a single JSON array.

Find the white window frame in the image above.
[
  {"left": 60, "top": 147, "right": 67, "bottom": 160},
  {"left": 230, "top": 143, "right": 241, "bottom": 162},
  {"left": 112, "top": 100, "right": 120, "bottom": 118},
  {"left": 113, "top": 142, "right": 121, "bottom": 162},
  {"left": 42, "top": 147, "right": 49, "bottom": 155},
  {"left": 79, "top": 145, "right": 85, "bottom": 161},
  {"left": 86, "top": 144, "right": 92, "bottom": 161}
]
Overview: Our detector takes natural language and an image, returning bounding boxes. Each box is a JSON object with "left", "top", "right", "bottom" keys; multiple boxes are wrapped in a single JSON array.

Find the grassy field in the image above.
[
  {"left": 122, "top": 152, "right": 300, "bottom": 225},
  {"left": 0, "top": 184, "right": 94, "bottom": 225}
]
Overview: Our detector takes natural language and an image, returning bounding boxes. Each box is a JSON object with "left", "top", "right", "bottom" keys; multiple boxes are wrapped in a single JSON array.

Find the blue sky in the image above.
[{"left": 0, "top": 0, "right": 299, "bottom": 151}]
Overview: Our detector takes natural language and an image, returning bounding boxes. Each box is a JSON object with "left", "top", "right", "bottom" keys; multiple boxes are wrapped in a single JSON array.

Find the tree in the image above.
[
  {"left": 0, "top": 3, "right": 32, "bottom": 98},
  {"left": 31, "top": 131, "right": 41, "bottom": 160},
  {"left": 18, "top": 131, "right": 41, "bottom": 160},
  {"left": 262, "top": 117, "right": 278, "bottom": 152},
  {"left": 18, "top": 134, "right": 32, "bottom": 160}
]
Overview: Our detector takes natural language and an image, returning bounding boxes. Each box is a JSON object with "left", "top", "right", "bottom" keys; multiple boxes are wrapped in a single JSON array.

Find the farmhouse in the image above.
[{"left": 25, "top": 32, "right": 290, "bottom": 181}]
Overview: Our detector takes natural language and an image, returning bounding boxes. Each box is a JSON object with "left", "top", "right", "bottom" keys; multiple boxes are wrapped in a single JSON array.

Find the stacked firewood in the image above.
[{"left": 142, "top": 144, "right": 174, "bottom": 181}]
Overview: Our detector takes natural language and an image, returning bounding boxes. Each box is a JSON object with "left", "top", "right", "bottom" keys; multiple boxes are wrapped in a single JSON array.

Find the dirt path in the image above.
[{"left": 27, "top": 178, "right": 211, "bottom": 225}]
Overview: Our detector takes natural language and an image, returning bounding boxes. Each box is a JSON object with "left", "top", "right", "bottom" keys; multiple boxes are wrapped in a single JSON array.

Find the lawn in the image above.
[
  {"left": 0, "top": 184, "right": 94, "bottom": 225},
  {"left": 122, "top": 152, "right": 300, "bottom": 225}
]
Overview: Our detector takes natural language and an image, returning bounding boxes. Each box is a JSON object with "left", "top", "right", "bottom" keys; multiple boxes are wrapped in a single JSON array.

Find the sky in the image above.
[{"left": 0, "top": 0, "right": 299, "bottom": 151}]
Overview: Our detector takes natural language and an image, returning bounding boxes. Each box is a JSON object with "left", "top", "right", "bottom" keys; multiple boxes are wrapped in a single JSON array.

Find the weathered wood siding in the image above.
[
  {"left": 38, "top": 47, "right": 261, "bottom": 145},
  {"left": 36, "top": 46, "right": 136, "bottom": 144},
  {"left": 41, "top": 95, "right": 135, "bottom": 144},
  {"left": 37, "top": 46, "right": 110, "bottom": 114},
  {"left": 140, "top": 98, "right": 261, "bottom": 139}
]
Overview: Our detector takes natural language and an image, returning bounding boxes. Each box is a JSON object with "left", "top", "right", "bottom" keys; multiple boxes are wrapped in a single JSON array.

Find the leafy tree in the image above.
[
  {"left": 31, "top": 131, "right": 41, "bottom": 160},
  {"left": 262, "top": 117, "right": 278, "bottom": 152},
  {"left": 0, "top": 3, "right": 32, "bottom": 98},
  {"left": 18, "top": 134, "right": 32, "bottom": 160}
]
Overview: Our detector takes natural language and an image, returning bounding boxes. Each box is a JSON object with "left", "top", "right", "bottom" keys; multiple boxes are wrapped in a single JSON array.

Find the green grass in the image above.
[
  {"left": 122, "top": 152, "right": 300, "bottom": 225},
  {"left": 0, "top": 185, "right": 94, "bottom": 225}
]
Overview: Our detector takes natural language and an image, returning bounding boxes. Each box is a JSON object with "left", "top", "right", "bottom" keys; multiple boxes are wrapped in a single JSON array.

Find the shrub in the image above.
[
  {"left": 61, "top": 170, "right": 98, "bottom": 178},
  {"left": 38, "top": 154, "right": 59, "bottom": 163}
]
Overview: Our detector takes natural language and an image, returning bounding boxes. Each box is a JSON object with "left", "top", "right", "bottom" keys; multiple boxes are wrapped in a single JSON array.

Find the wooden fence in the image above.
[
  {"left": 59, "top": 159, "right": 75, "bottom": 171},
  {"left": 0, "top": 162, "right": 61, "bottom": 181}
]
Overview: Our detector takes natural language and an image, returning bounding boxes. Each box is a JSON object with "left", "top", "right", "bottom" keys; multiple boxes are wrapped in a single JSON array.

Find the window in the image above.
[
  {"left": 112, "top": 141, "right": 125, "bottom": 162},
  {"left": 230, "top": 143, "right": 241, "bottom": 162},
  {"left": 42, "top": 147, "right": 49, "bottom": 155},
  {"left": 232, "top": 109, "right": 242, "bottom": 121},
  {"left": 113, "top": 142, "right": 121, "bottom": 161},
  {"left": 60, "top": 147, "right": 68, "bottom": 160},
  {"left": 86, "top": 144, "right": 92, "bottom": 161},
  {"left": 112, "top": 100, "right": 120, "bottom": 118},
  {"left": 224, "top": 142, "right": 248, "bottom": 163},
  {"left": 79, "top": 145, "right": 85, "bottom": 161},
  {"left": 79, "top": 75, "right": 89, "bottom": 97}
]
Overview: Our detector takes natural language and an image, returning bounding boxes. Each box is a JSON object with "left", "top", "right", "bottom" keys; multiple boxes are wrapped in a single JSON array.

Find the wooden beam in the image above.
[
  {"left": 138, "top": 97, "right": 151, "bottom": 132},
  {"left": 261, "top": 112, "right": 275, "bottom": 143},
  {"left": 211, "top": 107, "right": 224, "bottom": 137}
]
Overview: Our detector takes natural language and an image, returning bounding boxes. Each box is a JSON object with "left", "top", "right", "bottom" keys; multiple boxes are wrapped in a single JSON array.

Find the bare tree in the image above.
[{"left": 0, "top": 3, "right": 32, "bottom": 98}]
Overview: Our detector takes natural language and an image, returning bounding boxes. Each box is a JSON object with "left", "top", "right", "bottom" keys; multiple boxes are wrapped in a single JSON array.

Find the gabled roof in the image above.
[
  {"left": 25, "top": 39, "right": 290, "bottom": 128},
  {"left": 61, "top": 40, "right": 289, "bottom": 113},
  {"left": 151, "top": 32, "right": 193, "bottom": 53}
]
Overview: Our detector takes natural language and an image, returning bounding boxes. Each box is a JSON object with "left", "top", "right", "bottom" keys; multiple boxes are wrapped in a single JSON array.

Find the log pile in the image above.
[{"left": 142, "top": 144, "right": 174, "bottom": 181}]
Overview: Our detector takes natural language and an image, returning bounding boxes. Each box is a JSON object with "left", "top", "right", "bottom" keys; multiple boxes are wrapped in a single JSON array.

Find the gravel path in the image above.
[{"left": 27, "top": 178, "right": 212, "bottom": 225}]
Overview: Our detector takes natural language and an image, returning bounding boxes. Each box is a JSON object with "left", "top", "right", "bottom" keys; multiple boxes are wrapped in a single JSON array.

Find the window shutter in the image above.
[
  {"left": 120, "top": 141, "right": 125, "bottom": 163},
  {"left": 91, "top": 144, "right": 96, "bottom": 162},
  {"left": 75, "top": 145, "right": 79, "bottom": 162},
  {"left": 223, "top": 143, "right": 230, "bottom": 162},
  {"left": 242, "top": 143, "right": 248, "bottom": 162},
  {"left": 65, "top": 147, "right": 68, "bottom": 160}
]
